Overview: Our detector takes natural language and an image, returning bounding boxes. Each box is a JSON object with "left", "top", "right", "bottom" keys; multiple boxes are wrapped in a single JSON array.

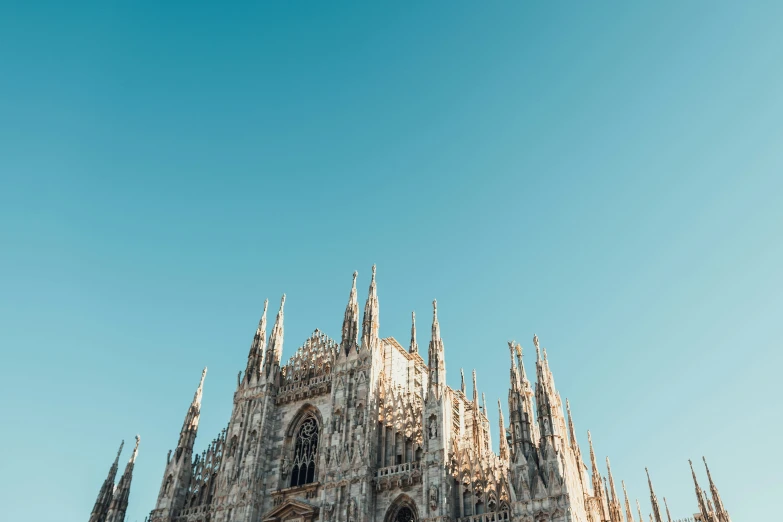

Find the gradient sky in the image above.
[{"left": 1, "top": 2, "right": 781, "bottom": 521}]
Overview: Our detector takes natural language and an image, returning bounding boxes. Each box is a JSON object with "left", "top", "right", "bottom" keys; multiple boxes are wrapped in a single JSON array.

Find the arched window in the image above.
[{"left": 289, "top": 415, "right": 319, "bottom": 487}]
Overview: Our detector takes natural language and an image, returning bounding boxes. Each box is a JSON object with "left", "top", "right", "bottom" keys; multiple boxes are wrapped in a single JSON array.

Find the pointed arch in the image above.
[
  {"left": 383, "top": 494, "right": 419, "bottom": 522},
  {"left": 285, "top": 404, "right": 323, "bottom": 488}
]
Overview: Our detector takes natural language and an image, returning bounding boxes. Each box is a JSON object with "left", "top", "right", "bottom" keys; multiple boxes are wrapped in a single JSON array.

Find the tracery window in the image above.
[
  {"left": 395, "top": 506, "right": 415, "bottom": 522},
  {"left": 289, "top": 415, "right": 319, "bottom": 487}
]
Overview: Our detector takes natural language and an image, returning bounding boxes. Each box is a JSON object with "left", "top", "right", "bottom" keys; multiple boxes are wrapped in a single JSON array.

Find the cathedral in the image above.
[{"left": 88, "top": 267, "right": 733, "bottom": 522}]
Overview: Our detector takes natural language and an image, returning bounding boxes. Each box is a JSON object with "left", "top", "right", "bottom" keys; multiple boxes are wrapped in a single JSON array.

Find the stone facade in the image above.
[{"left": 89, "top": 267, "right": 733, "bottom": 522}]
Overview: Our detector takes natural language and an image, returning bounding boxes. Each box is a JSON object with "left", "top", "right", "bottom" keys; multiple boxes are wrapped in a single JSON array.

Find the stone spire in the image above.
[
  {"left": 482, "top": 392, "right": 487, "bottom": 415},
  {"left": 264, "top": 295, "right": 286, "bottom": 375},
  {"left": 690, "top": 459, "right": 710, "bottom": 521},
  {"left": 508, "top": 341, "right": 539, "bottom": 454},
  {"left": 341, "top": 272, "right": 359, "bottom": 356},
  {"left": 607, "top": 457, "right": 623, "bottom": 522},
  {"left": 105, "top": 435, "right": 140, "bottom": 522},
  {"left": 566, "top": 399, "right": 581, "bottom": 460},
  {"left": 588, "top": 431, "right": 609, "bottom": 520},
  {"left": 179, "top": 368, "right": 206, "bottom": 449},
  {"left": 460, "top": 368, "right": 466, "bottom": 394},
  {"left": 646, "top": 468, "right": 664, "bottom": 522},
  {"left": 534, "top": 335, "right": 566, "bottom": 443},
  {"left": 409, "top": 310, "right": 418, "bottom": 354},
  {"left": 361, "top": 264, "right": 380, "bottom": 352},
  {"left": 89, "top": 440, "right": 124, "bottom": 522},
  {"left": 703, "top": 456, "right": 731, "bottom": 522},
  {"left": 508, "top": 341, "right": 521, "bottom": 391},
  {"left": 663, "top": 497, "right": 673, "bottom": 522},
  {"left": 636, "top": 499, "right": 644, "bottom": 522},
  {"left": 427, "top": 299, "right": 446, "bottom": 397},
  {"left": 150, "top": 369, "right": 207, "bottom": 521},
  {"left": 498, "top": 399, "right": 509, "bottom": 460},
  {"left": 622, "top": 480, "right": 634, "bottom": 522},
  {"left": 244, "top": 298, "right": 268, "bottom": 385}
]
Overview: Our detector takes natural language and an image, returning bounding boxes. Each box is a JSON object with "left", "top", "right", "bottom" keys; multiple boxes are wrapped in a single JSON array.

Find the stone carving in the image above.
[
  {"left": 429, "top": 484, "right": 438, "bottom": 511},
  {"left": 323, "top": 502, "right": 334, "bottom": 522}
]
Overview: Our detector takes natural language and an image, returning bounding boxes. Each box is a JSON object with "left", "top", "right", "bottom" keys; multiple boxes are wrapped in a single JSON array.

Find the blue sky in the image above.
[{"left": 1, "top": 2, "right": 781, "bottom": 521}]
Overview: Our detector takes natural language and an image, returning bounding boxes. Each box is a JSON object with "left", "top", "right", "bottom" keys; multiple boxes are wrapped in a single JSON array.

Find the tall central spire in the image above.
[
  {"left": 341, "top": 271, "right": 359, "bottom": 356},
  {"left": 361, "top": 265, "right": 379, "bottom": 351}
]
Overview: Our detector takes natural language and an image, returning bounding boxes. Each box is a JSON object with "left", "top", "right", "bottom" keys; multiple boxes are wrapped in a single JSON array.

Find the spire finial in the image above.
[
  {"left": 194, "top": 367, "right": 207, "bottom": 405},
  {"left": 371, "top": 264, "right": 376, "bottom": 279},
  {"left": 431, "top": 299, "right": 440, "bottom": 341},
  {"left": 481, "top": 392, "right": 487, "bottom": 414},
  {"left": 353, "top": 270, "right": 358, "bottom": 286},
  {"left": 533, "top": 334, "right": 540, "bottom": 359},
  {"left": 409, "top": 311, "right": 418, "bottom": 354},
  {"left": 115, "top": 440, "right": 125, "bottom": 464},
  {"left": 460, "top": 368, "right": 466, "bottom": 393},
  {"left": 130, "top": 434, "right": 140, "bottom": 464},
  {"left": 472, "top": 369, "right": 478, "bottom": 404}
]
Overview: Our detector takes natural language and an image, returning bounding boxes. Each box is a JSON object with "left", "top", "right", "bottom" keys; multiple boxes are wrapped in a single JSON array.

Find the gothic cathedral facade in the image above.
[{"left": 90, "top": 266, "right": 733, "bottom": 522}]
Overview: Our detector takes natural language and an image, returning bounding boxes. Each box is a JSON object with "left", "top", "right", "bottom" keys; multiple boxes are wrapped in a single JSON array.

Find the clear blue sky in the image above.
[{"left": 1, "top": 2, "right": 781, "bottom": 521}]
